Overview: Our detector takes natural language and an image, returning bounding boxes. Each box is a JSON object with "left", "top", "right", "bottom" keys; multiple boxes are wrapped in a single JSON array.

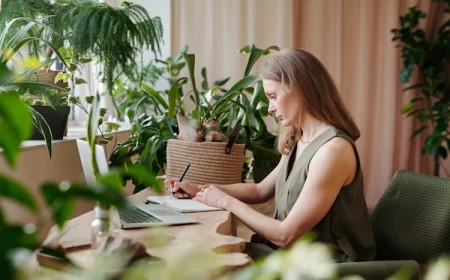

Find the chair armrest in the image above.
[{"left": 336, "top": 260, "right": 421, "bottom": 280}]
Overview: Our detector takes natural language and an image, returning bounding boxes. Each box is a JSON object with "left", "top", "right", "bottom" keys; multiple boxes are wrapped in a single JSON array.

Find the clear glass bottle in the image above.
[{"left": 91, "top": 205, "right": 119, "bottom": 254}]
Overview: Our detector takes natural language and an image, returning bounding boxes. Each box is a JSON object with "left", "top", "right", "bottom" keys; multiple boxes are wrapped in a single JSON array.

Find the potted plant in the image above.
[
  {"left": 110, "top": 44, "right": 281, "bottom": 193},
  {"left": 0, "top": 16, "right": 73, "bottom": 155},
  {"left": 391, "top": 0, "right": 450, "bottom": 176},
  {"left": 166, "top": 44, "right": 281, "bottom": 183}
]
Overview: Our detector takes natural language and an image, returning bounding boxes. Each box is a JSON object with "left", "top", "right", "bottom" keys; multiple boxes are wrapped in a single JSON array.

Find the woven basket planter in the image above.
[
  {"left": 166, "top": 139, "right": 246, "bottom": 185},
  {"left": 23, "top": 69, "right": 68, "bottom": 102}
]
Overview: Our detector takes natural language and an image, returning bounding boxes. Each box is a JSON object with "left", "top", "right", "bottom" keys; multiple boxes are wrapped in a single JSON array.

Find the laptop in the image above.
[{"left": 76, "top": 139, "right": 199, "bottom": 228}]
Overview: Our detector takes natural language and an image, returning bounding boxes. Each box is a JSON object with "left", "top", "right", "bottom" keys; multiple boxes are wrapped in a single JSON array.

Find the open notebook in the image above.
[{"left": 146, "top": 196, "right": 222, "bottom": 213}]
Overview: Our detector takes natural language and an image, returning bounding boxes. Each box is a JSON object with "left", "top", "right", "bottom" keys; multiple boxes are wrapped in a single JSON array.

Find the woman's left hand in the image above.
[{"left": 193, "top": 185, "right": 230, "bottom": 209}]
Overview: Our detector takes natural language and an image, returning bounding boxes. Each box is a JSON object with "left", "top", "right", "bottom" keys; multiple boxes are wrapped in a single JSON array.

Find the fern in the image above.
[{"left": 52, "top": 1, "right": 164, "bottom": 116}]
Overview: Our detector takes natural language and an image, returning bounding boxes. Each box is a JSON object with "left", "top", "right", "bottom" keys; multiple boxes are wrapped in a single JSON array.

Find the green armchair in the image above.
[{"left": 337, "top": 169, "right": 450, "bottom": 280}]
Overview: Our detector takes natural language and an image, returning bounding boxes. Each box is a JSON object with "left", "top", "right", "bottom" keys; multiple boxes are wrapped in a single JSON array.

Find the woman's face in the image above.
[{"left": 263, "top": 79, "right": 301, "bottom": 127}]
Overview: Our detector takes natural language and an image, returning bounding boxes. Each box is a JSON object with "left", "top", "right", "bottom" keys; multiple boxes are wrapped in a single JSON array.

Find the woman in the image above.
[{"left": 165, "top": 48, "right": 376, "bottom": 262}]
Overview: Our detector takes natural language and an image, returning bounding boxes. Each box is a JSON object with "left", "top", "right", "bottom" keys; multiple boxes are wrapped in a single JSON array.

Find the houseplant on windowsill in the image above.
[
  {"left": 22, "top": 87, "right": 71, "bottom": 140},
  {"left": 1, "top": 0, "right": 165, "bottom": 118},
  {"left": 0, "top": 17, "right": 74, "bottom": 155}
]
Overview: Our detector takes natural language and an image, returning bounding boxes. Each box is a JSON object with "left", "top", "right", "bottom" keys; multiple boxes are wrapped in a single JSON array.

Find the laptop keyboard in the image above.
[{"left": 119, "top": 206, "right": 163, "bottom": 223}]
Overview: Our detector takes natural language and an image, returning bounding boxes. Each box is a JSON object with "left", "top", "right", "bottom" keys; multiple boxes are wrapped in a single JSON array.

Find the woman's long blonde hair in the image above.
[{"left": 259, "top": 48, "right": 360, "bottom": 155}]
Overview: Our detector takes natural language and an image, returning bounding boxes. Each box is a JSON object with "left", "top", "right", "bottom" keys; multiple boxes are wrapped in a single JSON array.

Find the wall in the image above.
[{"left": 171, "top": 0, "right": 293, "bottom": 86}]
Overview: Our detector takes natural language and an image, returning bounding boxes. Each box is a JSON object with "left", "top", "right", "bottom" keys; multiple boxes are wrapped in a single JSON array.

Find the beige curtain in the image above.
[
  {"left": 293, "top": 0, "right": 447, "bottom": 210},
  {"left": 171, "top": 0, "right": 292, "bottom": 85}
]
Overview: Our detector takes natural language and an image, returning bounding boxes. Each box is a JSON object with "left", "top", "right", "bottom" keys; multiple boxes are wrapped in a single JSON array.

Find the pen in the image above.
[{"left": 170, "top": 163, "right": 190, "bottom": 199}]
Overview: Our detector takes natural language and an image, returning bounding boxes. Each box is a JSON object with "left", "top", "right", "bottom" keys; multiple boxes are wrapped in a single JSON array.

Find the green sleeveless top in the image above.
[{"left": 273, "top": 127, "right": 376, "bottom": 262}]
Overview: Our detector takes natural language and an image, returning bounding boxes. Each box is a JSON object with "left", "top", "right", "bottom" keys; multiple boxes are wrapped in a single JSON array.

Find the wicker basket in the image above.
[
  {"left": 166, "top": 125, "right": 250, "bottom": 185},
  {"left": 23, "top": 69, "right": 68, "bottom": 102}
]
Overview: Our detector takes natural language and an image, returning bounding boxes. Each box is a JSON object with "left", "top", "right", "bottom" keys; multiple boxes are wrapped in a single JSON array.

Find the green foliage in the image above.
[
  {"left": 391, "top": 0, "right": 450, "bottom": 175},
  {"left": 110, "top": 48, "right": 191, "bottom": 193},
  {"left": 170, "top": 44, "right": 281, "bottom": 181},
  {"left": 1, "top": 0, "right": 164, "bottom": 117},
  {"left": 110, "top": 113, "right": 176, "bottom": 193},
  {"left": 111, "top": 44, "right": 281, "bottom": 186},
  {"left": 0, "top": 91, "right": 32, "bottom": 165},
  {"left": 0, "top": 0, "right": 60, "bottom": 58},
  {"left": 0, "top": 74, "right": 160, "bottom": 277},
  {"left": 0, "top": 17, "right": 74, "bottom": 155},
  {"left": 53, "top": 0, "right": 164, "bottom": 115}
]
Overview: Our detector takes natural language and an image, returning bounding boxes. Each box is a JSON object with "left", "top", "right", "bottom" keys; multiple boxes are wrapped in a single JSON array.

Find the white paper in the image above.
[{"left": 146, "top": 196, "right": 222, "bottom": 213}]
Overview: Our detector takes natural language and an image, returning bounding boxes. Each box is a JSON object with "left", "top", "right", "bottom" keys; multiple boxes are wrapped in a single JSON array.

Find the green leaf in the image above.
[
  {"left": 437, "top": 146, "right": 448, "bottom": 159},
  {"left": 97, "top": 172, "right": 123, "bottom": 192},
  {"left": 85, "top": 96, "right": 94, "bottom": 104},
  {"left": 40, "top": 183, "right": 74, "bottom": 228},
  {"left": 182, "top": 53, "right": 200, "bottom": 114},
  {"left": 406, "top": 107, "right": 426, "bottom": 117},
  {"left": 410, "top": 125, "right": 428, "bottom": 140},
  {"left": 75, "top": 78, "right": 87, "bottom": 85},
  {"left": 104, "top": 122, "right": 120, "bottom": 131},
  {"left": 0, "top": 175, "right": 37, "bottom": 210},
  {"left": 0, "top": 223, "right": 38, "bottom": 276},
  {"left": 54, "top": 72, "right": 65, "bottom": 83},
  {"left": 68, "top": 64, "right": 77, "bottom": 72},
  {"left": 87, "top": 94, "right": 101, "bottom": 176},
  {"left": 0, "top": 20, "right": 36, "bottom": 63},
  {"left": 0, "top": 92, "right": 33, "bottom": 166},
  {"left": 238, "top": 44, "right": 252, "bottom": 53},
  {"left": 140, "top": 83, "right": 168, "bottom": 109},
  {"left": 402, "top": 83, "right": 428, "bottom": 92},
  {"left": 211, "top": 75, "right": 261, "bottom": 114},
  {"left": 240, "top": 93, "right": 258, "bottom": 130},
  {"left": 244, "top": 45, "right": 264, "bottom": 77},
  {"left": 435, "top": 121, "right": 448, "bottom": 133},
  {"left": 262, "top": 45, "right": 281, "bottom": 55},
  {"left": 124, "top": 165, "right": 163, "bottom": 193},
  {"left": 214, "top": 77, "right": 230, "bottom": 86},
  {"left": 201, "top": 67, "right": 208, "bottom": 91},
  {"left": 250, "top": 80, "right": 267, "bottom": 109},
  {"left": 424, "top": 133, "right": 442, "bottom": 155},
  {"left": 79, "top": 58, "right": 93, "bottom": 64},
  {"left": 167, "top": 77, "right": 188, "bottom": 119},
  {"left": 401, "top": 101, "right": 415, "bottom": 114}
]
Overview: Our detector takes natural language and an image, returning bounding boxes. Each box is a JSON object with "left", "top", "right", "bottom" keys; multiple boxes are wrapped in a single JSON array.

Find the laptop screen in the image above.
[{"left": 76, "top": 139, "right": 109, "bottom": 184}]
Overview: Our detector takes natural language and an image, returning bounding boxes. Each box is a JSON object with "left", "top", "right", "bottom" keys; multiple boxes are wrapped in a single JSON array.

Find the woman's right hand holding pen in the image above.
[{"left": 164, "top": 178, "right": 203, "bottom": 199}]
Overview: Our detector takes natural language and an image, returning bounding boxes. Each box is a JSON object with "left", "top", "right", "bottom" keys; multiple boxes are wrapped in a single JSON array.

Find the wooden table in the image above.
[{"left": 39, "top": 188, "right": 251, "bottom": 271}]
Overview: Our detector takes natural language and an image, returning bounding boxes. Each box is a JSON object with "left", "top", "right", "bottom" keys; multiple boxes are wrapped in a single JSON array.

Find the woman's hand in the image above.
[
  {"left": 164, "top": 178, "right": 202, "bottom": 199},
  {"left": 193, "top": 185, "right": 231, "bottom": 209}
]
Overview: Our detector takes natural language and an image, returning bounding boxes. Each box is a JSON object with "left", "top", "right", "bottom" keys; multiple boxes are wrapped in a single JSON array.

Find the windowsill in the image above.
[{"left": 4, "top": 124, "right": 132, "bottom": 153}]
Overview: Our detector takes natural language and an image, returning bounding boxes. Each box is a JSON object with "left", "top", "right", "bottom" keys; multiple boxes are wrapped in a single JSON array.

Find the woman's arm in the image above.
[
  {"left": 166, "top": 156, "right": 286, "bottom": 204},
  {"left": 196, "top": 137, "right": 357, "bottom": 248}
]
